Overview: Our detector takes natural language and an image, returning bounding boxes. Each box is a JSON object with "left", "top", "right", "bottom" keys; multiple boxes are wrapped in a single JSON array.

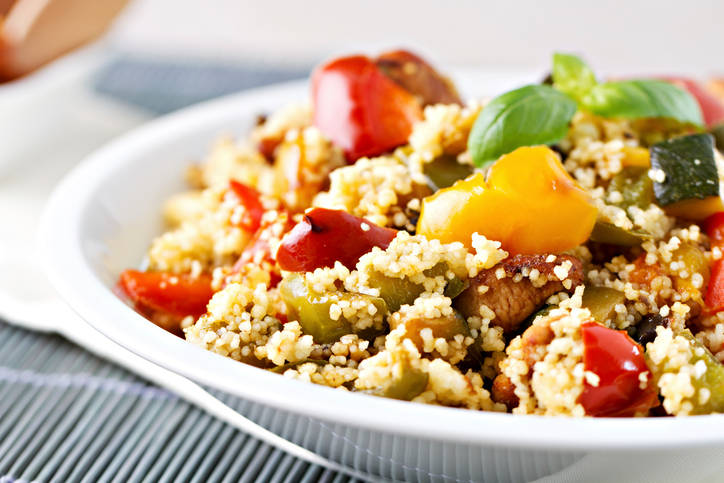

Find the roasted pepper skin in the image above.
[
  {"left": 312, "top": 55, "right": 423, "bottom": 162},
  {"left": 704, "top": 212, "right": 724, "bottom": 314},
  {"left": 579, "top": 321, "right": 659, "bottom": 417},
  {"left": 277, "top": 208, "right": 398, "bottom": 272}
]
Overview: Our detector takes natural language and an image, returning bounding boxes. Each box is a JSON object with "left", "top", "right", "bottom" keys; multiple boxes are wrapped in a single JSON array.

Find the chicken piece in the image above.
[
  {"left": 453, "top": 254, "right": 583, "bottom": 333},
  {"left": 376, "top": 50, "right": 462, "bottom": 106}
]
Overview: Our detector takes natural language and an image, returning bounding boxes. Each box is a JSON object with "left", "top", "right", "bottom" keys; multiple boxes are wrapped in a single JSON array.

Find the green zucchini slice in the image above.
[{"left": 649, "top": 133, "right": 723, "bottom": 220}]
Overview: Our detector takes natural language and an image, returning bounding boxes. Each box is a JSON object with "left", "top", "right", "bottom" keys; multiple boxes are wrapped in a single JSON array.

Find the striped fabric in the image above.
[{"left": 0, "top": 320, "right": 355, "bottom": 483}]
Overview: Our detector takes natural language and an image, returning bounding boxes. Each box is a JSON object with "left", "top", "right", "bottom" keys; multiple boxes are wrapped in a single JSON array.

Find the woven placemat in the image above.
[{"left": 0, "top": 320, "right": 356, "bottom": 483}]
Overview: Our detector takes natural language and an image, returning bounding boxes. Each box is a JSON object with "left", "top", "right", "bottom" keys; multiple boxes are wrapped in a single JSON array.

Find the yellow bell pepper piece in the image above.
[
  {"left": 621, "top": 146, "right": 651, "bottom": 168},
  {"left": 663, "top": 196, "right": 724, "bottom": 222},
  {"left": 416, "top": 146, "right": 598, "bottom": 256}
]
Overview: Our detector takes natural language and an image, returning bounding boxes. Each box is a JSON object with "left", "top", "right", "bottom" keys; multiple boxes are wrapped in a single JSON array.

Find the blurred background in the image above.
[
  {"left": 110, "top": 0, "right": 724, "bottom": 76},
  {"left": 2, "top": 0, "right": 724, "bottom": 130}
]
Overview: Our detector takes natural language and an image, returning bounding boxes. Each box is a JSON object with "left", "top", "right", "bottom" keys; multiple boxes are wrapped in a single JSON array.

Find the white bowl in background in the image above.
[{"left": 38, "top": 75, "right": 724, "bottom": 483}]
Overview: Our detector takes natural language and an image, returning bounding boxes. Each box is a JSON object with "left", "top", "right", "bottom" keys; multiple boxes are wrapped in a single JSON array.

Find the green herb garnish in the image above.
[
  {"left": 551, "top": 53, "right": 597, "bottom": 100},
  {"left": 468, "top": 53, "right": 704, "bottom": 168},
  {"left": 581, "top": 80, "right": 703, "bottom": 126},
  {"left": 468, "top": 85, "right": 577, "bottom": 168}
]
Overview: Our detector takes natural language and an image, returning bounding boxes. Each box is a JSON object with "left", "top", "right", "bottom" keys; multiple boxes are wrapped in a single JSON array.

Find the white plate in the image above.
[{"left": 38, "top": 72, "right": 724, "bottom": 483}]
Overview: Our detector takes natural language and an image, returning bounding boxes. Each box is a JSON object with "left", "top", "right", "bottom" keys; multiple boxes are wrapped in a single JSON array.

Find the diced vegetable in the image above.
[
  {"left": 581, "top": 286, "right": 626, "bottom": 324},
  {"left": 272, "top": 133, "right": 344, "bottom": 212},
  {"left": 628, "top": 253, "right": 664, "bottom": 288},
  {"left": 422, "top": 153, "right": 474, "bottom": 192},
  {"left": 443, "top": 277, "right": 468, "bottom": 299},
  {"left": 390, "top": 308, "right": 479, "bottom": 364},
  {"left": 649, "top": 133, "right": 723, "bottom": 220},
  {"left": 232, "top": 210, "right": 295, "bottom": 288},
  {"left": 280, "top": 273, "right": 388, "bottom": 344},
  {"left": 116, "top": 270, "right": 214, "bottom": 319},
  {"left": 630, "top": 314, "right": 669, "bottom": 346},
  {"left": 710, "top": 123, "right": 724, "bottom": 153},
  {"left": 579, "top": 321, "right": 659, "bottom": 417},
  {"left": 670, "top": 242, "right": 710, "bottom": 303},
  {"left": 704, "top": 212, "right": 724, "bottom": 313},
  {"left": 621, "top": 146, "right": 651, "bottom": 168},
  {"left": 417, "top": 146, "right": 598, "bottom": 255},
  {"left": 366, "top": 263, "right": 451, "bottom": 313},
  {"left": 623, "top": 241, "right": 707, "bottom": 303},
  {"left": 312, "top": 55, "right": 423, "bottom": 162},
  {"left": 677, "top": 330, "right": 724, "bottom": 414},
  {"left": 606, "top": 166, "right": 655, "bottom": 212},
  {"left": 589, "top": 220, "right": 652, "bottom": 247},
  {"left": 647, "top": 329, "right": 724, "bottom": 415},
  {"left": 276, "top": 208, "right": 398, "bottom": 272},
  {"left": 228, "top": 180, "right": 265, "bottom": 232},
  {"left": 361, "top": 357, "right": 429, "bottom": 401},
  {"left": 517, "top": 304, "right": 556, "bottom": 335}
]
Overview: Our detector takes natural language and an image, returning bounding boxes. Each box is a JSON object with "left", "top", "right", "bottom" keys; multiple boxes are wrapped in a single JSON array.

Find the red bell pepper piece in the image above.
[
  {"left": 228, "top": 179, "right": 265, "bottom": 233},
  {"left": 312, "top": 55, "right": 423, "bottom": 162},
  {"left": 276, "top": 207, "right": 398, "bottom": 272},
  {"left": 116, "top": 270, "right": 214, "bottom": 319},
  {"left": 579, "top": 321, "right": 659, "bottom": 417},
  {"left": 703, "top": 212, "right": 724, "bottom": 313},
  {"left": 231, "top": 210, "right": 296, "bottom": 288}
]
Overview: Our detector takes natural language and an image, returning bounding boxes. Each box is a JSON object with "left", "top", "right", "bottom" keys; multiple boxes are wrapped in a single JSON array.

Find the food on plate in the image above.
[{"left": 116, "top": 49, "right": 724, "bottom": 417}]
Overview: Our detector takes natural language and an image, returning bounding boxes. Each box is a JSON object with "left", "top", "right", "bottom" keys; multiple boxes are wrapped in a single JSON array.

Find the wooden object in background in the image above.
[{"left": 0, "top": 0, "right": 130, "bottom": 81}]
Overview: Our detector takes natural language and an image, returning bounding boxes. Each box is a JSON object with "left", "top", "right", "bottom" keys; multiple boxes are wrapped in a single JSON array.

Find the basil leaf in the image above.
[
  {"left": 468, "top": 85, "right": 577, "bottom": 168},
  {"left": 580, "top": 80, "right": 703, "bottom": 127},
  {"left": 552, "top": 53, "right": 597, "bottom": 100}
]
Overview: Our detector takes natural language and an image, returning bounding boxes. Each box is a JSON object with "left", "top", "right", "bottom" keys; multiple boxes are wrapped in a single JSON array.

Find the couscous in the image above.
[{"left": 116, "top": 50, "right": 724, "bottom": 417}]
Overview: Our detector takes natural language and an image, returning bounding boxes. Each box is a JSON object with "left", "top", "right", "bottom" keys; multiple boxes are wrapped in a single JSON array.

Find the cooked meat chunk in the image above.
[
  {"left": 376, "top": 50, "right": 462, "bottom": 106},
  {"left": 453, "top": 254, "right": 583, "bottom": 333}
]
